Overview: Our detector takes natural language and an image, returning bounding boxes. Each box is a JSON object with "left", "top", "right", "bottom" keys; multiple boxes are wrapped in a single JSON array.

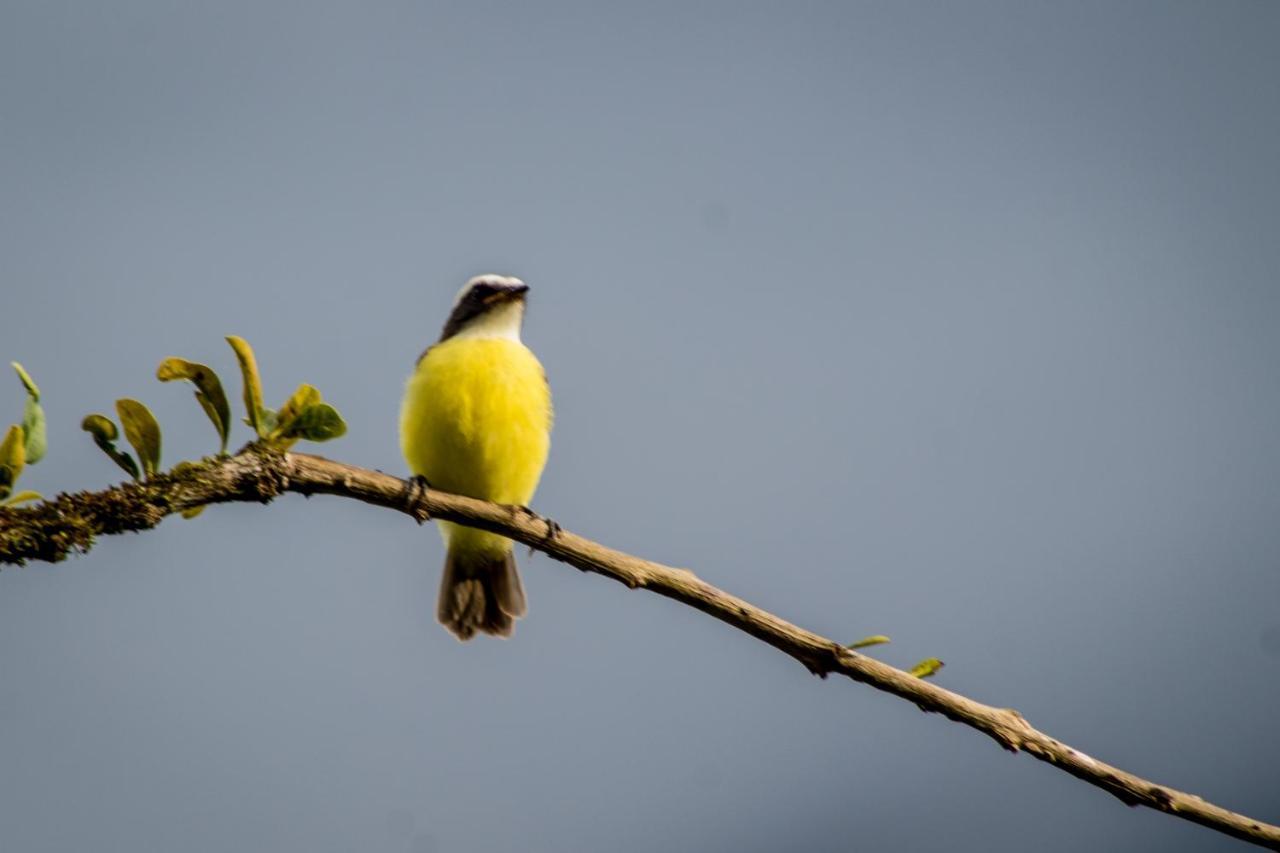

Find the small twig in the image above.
[{"left": 1, "top": 448, "right": 1276, "bottom": 849}]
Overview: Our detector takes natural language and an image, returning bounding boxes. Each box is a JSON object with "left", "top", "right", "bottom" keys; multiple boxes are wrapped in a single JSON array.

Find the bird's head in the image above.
[{"left": 439, "top": 274, "right": 530, "bottom": 342}]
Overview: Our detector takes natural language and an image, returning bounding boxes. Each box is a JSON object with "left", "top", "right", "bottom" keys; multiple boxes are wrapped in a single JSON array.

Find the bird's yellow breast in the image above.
[{"left": 399, "top": 336, "right": 551, "bottom": 552}]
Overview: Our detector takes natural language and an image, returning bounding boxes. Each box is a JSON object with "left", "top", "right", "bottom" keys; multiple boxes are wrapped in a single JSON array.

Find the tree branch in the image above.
[{"left": 2, "top": 447, "right": 1277, "bottom": 849}]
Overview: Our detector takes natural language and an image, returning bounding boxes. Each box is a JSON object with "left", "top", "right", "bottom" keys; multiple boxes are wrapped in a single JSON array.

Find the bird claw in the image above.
[
  {"left": 404, "top": 475, "right": 432, "bottom": 524},
  {"left": 517, "top": 505, "right": 561, "bottom": 551}
]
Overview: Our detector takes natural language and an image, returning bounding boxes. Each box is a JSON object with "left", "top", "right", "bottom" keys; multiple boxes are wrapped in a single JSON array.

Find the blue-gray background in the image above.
[{"left": 2, "top": 2, "right": 1277, "bottom": 851}]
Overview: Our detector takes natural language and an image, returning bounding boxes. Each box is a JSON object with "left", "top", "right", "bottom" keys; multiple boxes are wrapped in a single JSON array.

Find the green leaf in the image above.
[
  {"left": 275, "top": 402, "right": 347, "bottom": 445},
  {"left": 3, "top": 490, "right": 42, "bottom": 506},
  {"left": 180, "top": 505, "right": 206, "bottom": 519},
  {"left": 81, "top": 413, "right": 140, "bottom": 480},
  {"left": 156, "top": 357, "right": 232, "bottom": 454},
  {"left": 272, "top": 384, "right": 321, "bottom": 432},
  {"left": 115, "top": 399, "right": 162, "bottom": 479},
  {"left": 22, "top": 394, "right": 47, "bottom": 464},
  {"left": 81, "top": 413, "right": 117, "bottom": 442},
  {"left": 268, "top": 384, "right": 323, "bottom": 447},
  {"left": 846, "top": 635, "right": 891, "bottom": 650},
  {"left": 0, "top": 423, "right": 25, "bottom": 499},
  {"left": 258, "top": 408, "right": 278, "bottom": 433},
  {"left": 908, "top": 658, "right": 945, "bottom": 679},
  {"left": 226, "top": 336, "right": 267, "bottom": 437},
  {"left": 12, "top": 363, "right": 46, "bottom": 465}
]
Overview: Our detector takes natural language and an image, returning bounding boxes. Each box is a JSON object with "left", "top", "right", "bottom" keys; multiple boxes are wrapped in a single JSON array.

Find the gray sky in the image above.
[{"left": 2, "top": 2, "right": 1278, "bottom": 851}]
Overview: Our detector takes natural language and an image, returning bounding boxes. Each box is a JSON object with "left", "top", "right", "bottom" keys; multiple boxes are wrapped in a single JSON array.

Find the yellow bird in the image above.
[{"left": 399, "top": 274, "right": 552, "bottom": 640}]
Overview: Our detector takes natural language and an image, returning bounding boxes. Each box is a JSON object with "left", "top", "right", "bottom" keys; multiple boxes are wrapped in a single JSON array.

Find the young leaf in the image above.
[
  {"left": 908, "top": 658, "right": 945, "bottom": 679},
  {"left": 81, "top": 414, "right": 140, "bottom": 480},
  {"left": 226, "top": 336, "right": 266, "bottom": 436},
  {"left": 156, "top": 357, "right": 232, "bottom": 454},
  {"left": 272, "top": 384, "right": 321, "bottom": 434},
  {"left": 3, "top": 490, "right": 42, "bottom": 506},
  {"left": 11, "top": 362, "right": 39, "bottom": 399},
  {"left": 21, "top": 394, "right": 47, "bottom": 464},
  {"left": 846, "top": 635, "right": 891, "bottom": 650},
  {"left": 180, "top": 505, "right": 206, "bottom": 519},
  {"left": 0, "top": 423, "right": 25, "bottom": 499},
  {"left": 276, "top": 402, "right": 347, "bottom": 444},
  {"left": 115, "top": 399, "right": 162, "bottom": 478},
  {"left": 259, "top": 407, "right": 278, "bottom": 434},
  {"left": 12, "top": 363, "right": 46, "bottom": 464}
]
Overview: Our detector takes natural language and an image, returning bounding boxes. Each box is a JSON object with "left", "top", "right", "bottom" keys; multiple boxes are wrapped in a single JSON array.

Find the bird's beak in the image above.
[{"left": 482, "top": 283, "right": 529, "bottom": 306}]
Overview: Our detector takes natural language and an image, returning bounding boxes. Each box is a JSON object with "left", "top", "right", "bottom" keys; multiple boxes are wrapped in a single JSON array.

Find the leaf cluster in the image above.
[
  {"left": 80, "top": 336, "right": 347, "bottom": 517},
  {"left": 0, "top": 363, "right": 47, "bottom": 506}
]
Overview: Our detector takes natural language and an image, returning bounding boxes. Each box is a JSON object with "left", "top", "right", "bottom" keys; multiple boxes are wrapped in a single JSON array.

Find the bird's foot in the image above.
[
  {"left": 517, "top": 505, "right": 561, "bottom": 550},
  {"left": 404, "top": 475, "right": 432, "bottom": 524}
]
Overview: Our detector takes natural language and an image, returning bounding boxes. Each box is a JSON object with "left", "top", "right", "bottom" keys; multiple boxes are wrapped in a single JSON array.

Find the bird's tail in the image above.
[{"left": 437, "top": 543, "right": 527, "bottom": 641}]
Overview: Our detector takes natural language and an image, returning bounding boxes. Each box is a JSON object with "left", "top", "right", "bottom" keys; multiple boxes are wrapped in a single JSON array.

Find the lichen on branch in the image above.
[{"left": 0, "top": 448, "right": 288, "bottom": 564}]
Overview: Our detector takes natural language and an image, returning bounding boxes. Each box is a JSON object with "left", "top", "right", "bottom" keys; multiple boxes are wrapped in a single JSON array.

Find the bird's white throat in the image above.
[{"left": 451, "top": 300, "right": 525, "bottom": 342}]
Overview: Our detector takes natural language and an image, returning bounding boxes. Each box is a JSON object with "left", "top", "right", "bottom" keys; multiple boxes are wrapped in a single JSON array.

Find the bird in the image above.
[{"left": 399, "top": 274, "right": 553, "bottom": 640}]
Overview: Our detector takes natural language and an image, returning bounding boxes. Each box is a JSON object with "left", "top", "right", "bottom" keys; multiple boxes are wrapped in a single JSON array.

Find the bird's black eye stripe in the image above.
[{"left": 439, "top": 284, "right": 500, "bottom": 340}]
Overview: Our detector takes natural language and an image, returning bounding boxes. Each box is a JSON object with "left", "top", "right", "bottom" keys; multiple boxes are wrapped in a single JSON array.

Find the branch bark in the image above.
[{"left": 2, "top": 447, "right": 1277, "bottom": 849}]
